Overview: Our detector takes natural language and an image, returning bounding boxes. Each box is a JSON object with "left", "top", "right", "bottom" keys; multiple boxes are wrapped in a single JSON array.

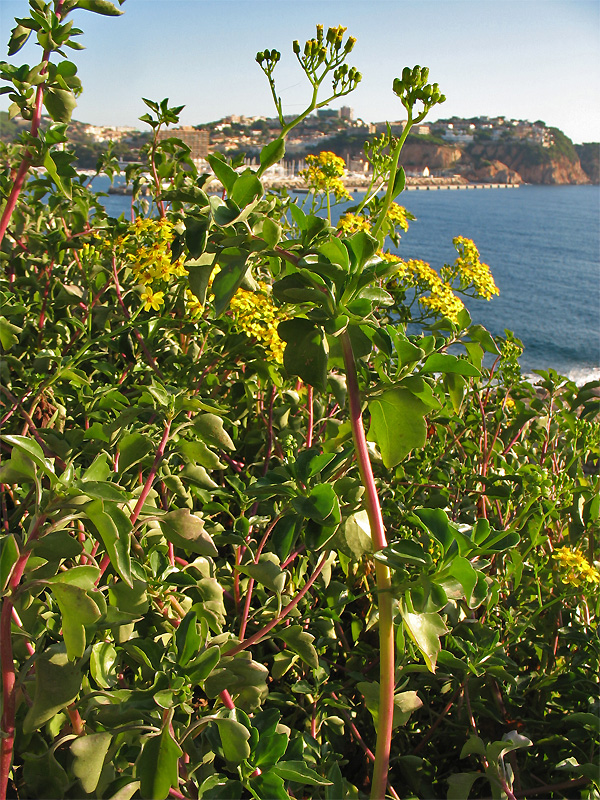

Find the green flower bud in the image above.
[
  {"left": 293, "top": 40, "right": 300, "bottom": 55},
  {"left": 393, "top": 77, "right": 405, "bottom": 96},
  {"left": 256, "top": 51, "right": 264, "bottom": 64},
  {"left": 402, "top": 66, "right": 411, "bottom": 83},
  {"left": 420, "top": 66, "right": 429, "bottom": 85}
]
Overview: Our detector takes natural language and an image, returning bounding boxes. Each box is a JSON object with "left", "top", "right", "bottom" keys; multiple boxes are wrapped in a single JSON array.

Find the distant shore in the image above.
[{"left": 106, "top": 174, "right": 521, "bottom": 196}]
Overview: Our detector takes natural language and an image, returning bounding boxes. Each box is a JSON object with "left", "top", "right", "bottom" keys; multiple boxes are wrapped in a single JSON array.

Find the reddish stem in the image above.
[
  {"left": 0, "top": 516, "right": 47, "bottom": 798},
  {"left": 238, "top": 515, "right": 282, "bottom": 640},
  {"left": 225, "top": 553, "right": 327, "bottom": 659}
]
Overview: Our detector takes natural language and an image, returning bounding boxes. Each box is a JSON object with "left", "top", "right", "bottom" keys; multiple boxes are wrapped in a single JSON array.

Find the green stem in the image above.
[
  {"left": 371, "top": 118, "right": 413, "bottom": 240},
  {"left": 340, "top": 331, "right": 394, "bottom": 800}
]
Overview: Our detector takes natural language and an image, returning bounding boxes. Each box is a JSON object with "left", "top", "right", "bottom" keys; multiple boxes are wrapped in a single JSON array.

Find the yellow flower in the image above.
[
  {"left": 451, "top": 236, "right": 499, "bottom": 300},
  {"left": 141, "top": 287, "right": 165, "bottom": 311},
  {"left": 300, "top": 151, "right": 351, "bottom": 200},
  {"left": 229, "top": 282, "right": 288, "bottom": 363},
  {"left": 553, "top": 546, "right": 600, "bottom": 587},
  {"left": 386, "top": 203, "right": 412, "bottom": 232},
  {"left": 338, "top": 213, "right": 372, "bottom": 235}
]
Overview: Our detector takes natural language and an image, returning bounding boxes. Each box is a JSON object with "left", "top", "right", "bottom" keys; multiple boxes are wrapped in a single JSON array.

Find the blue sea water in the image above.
[{"left": 94, "top": 178, "right": 600, "bottom": 383}]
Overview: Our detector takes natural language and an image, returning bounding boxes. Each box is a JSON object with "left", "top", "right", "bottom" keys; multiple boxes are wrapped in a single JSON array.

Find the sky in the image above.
[{"left": 1, "top": 0, "right": 599, "bottom": 143}]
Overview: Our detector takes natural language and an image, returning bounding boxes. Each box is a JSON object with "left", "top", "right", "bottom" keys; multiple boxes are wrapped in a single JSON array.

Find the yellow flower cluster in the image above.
[
  {"left": 114, "top": 217, "right": 191, "bottom": 313},
  {"left": 229, "top": 282, "right": 287, "bottom": 363},
  {"left": 300, "top": 151, "right": 351, "bottom": 201},
  {"left": 449, "top": 236, "right": 499, "bottom": 300},
  {"left": 553, "top": 547, "right": 600, "bottom": 588},
  {"left": 337, "top": 212, "right": 372, "bottom": 235},
  {"left": 386, "top": 203, "right": 411, "bottom": 232},
  {"left": 390, "top": 258, "right": 465, "bottom": 323}
]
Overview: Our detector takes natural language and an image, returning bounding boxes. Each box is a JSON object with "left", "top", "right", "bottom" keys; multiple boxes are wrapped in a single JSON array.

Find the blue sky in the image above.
[{"left": 1, "top": 0, "right": 599, "bottom": 143}]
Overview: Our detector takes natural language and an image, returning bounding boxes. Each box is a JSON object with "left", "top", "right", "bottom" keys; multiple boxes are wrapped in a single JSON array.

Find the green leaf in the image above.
[
  {"left": 47, "top": 581, "right": 103, "bottom": 660},
  {"left": 0, "top": 316, "right": 22, "bottom": 349},
  {"left": 249, "top": 773, "right": 289, "bottom": 800},
  {"left": 238, "top": 553, "right": 287, "bottom": 594},
  {"left": 1, "top": 434, "right": 55, "bottom": 479},
  {"left": 391, "top": 165, "right": 406, "bottom": 199},
  {"left": 401, "top": 607, "right": 448, "bottom": 672},
  {"left": 43, "top": 150, "right": 71, "bottom": 198},
  {"left": 271, "top": 761, "right": 332, "bottom": 786},
  {"left": 71, "top": 732, "right": 112, "bottom": 794},
  {"left": 86, "top": 499, "right": 132, "bottom": 586},
  {"left": 292, "top": 483, "right": 341, "bottom": 526},
  {"left": 23, "top": 647, "right": 82, "bottom": 733},
  {"left": 422, "top": 352, "right": 480, "bottom": 377},
  {"left": 90, "top": 641, "right": 119, "bottom": 688},
  {"left": 447, "top": 773, "right": 485, "bottom": 800},
  {"left": 118, "top": 433, "right": 153, "bottom": 473},
  {"left": 367, "top": 389, "right": 429, "bottom": 468},
  {"left": 230, "top": 170, "right": 262, "bottom": 208},
  {"left": 260, "top": 217, "right": 282, "bottom": 248},
  {"left": 447, "top": 556, "right": 478, "bottom": 605},
  {"left": 44, "top": 88, "right": 77, "bottom": 123},
  {"left": 108, "top": 580, "right": 149, "bottom": 616},
  {"left": 158, "top": 509, "right": 218, "bottom": 556},
  {"left": 357, "top": 682, "right": 423, "bottom": 729},
  {"left": 186, "top": 645, "right": 220, "bottom": 684},
  {"left": 211, "top": 257, "right": 251, "bottom": 316},
  {"left": 136, "top": 726, "right": 182, "bottom": 800},
  {"left": 340, "top": 510, "right": 373, "bottom": 560},
  {"left": 175, "top": 610, "right": 201, "bottom": 667},
  {"left": 212, "top": 717, "right": 251, "bottom": 763},
  {"left": 74, "top": 0, "right": 124, "bottom": 14},
  {"left": 277, "top": 624, "right": 318, "bottom": 669},
  {"left": 260, "top": 137, "right": 285, "bottom": 171},
  {"left": 0, "top": 535, "right": 19, "bottom": 593},
  {"left": 345, "top": 231, "right": 379, "bottom": 273},
  {"left": 280, "top": 318, "right": 328, "bottom": 391},
  {"left": 293, "top": 449, "right": 337, "bottom": 483},
  {"left": 193, "top": 413, "right": 234, "bottom": 450},
  {"left": 207, "top": 154, "right": 237, "bottom": 194}
]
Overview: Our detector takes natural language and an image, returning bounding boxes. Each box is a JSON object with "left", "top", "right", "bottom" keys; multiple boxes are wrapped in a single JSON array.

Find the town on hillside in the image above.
[{"left": 1, "top": 108, "right": 598, "bottom": 186}]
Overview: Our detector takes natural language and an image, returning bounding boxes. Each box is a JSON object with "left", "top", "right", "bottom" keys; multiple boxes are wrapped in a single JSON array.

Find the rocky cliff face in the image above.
[
  {"left": 392, "top": 137, "right": 596, "bottom": 185},
  {"left": 465, "top": 142, "right": 591, "bottom": 185},
  {"left": 400, "top": 141, "right": 462, "bottom": 170},
  {"left": 576, "top": 143, "right": 600, "bottom": 184}
]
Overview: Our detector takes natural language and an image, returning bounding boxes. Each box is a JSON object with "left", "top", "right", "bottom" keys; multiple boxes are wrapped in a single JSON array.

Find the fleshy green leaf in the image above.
[
  {"left": 158, "top": 509, "right": 218, "bottom": 556},
  {"left": 368, "top": 388, "right": 429, "bottom": 468},
  {"left": 259, "top": 137, "right": 285, "bottom": 171},
  {"left": 401, "top": 607, "right": 448, "bottom": 672},
  {"left": 136, "top": 726, "right": 183, "bottom": 800},
  {"left": 277, "top": 624, "right": 319, "bottom": 670},
  {"left": 23, "top": 647, "right": 82, "bottom": 733},
  {"left": 86, "top": 499, "right": 132, "bottom": 586},
  {"left": 271, "top": 761, "right": 332, "bottom": 786},
  {"left": 193, "top": 413, "right": 234, "bottom": 450},
  {"left": 71, "top": 732, "right": 112, "bottom": 794},
  {"left": 238, "top": 553, "right": 287, "bottom": 594}
]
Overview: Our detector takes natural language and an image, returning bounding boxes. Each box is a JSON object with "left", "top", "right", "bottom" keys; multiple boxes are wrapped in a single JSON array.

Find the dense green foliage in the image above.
[{"left": 1, "top": 4, "right": 599, "bottom": 800}]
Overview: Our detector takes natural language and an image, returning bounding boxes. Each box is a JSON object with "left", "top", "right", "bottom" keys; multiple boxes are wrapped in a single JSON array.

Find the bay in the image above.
[{"left": 94, "top": 177, "right": 599, "bottom": 383}]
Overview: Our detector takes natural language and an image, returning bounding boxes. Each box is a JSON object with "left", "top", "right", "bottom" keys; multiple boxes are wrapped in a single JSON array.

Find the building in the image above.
[
  {"left": 156, "top": 126, "right": 209, "bottom": 160},
  {"left": 340, "top": 106, "right": 354, "bottom": 121}
]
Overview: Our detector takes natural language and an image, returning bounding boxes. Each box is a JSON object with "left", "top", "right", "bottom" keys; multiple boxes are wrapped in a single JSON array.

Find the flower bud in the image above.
[
  {"left": 345, "top": 35, "right": 357, "bottom": 53},
  {"left": 402, "top": 66, "right": 411, "bottom": 83},
  {"left": 420, "top": 66, "right": 429, "bottom": 85},
  {"left": 255, "top": 51, "right": 264, "bottom": 64},
  {"left": 293, "top": 40, "right": 300, "bottom": 54},
  {"left": 393, "top": 77, "right": 405, "bottom": 96},
  {"left": 316, "top": 24, "right": 324, "bottom": 42}
]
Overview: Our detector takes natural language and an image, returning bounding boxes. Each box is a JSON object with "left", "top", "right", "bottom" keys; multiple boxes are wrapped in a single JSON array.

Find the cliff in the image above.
[
  {"left": 464, "top": 140, "right": 591, "bottom": 185},
  {"left": 575, "top": 143, "right": 600, "bottom": 184}
]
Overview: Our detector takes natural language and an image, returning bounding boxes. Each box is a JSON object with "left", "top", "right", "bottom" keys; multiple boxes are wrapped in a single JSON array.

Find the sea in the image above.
[{"left": 94, "top": 177, "right": 600, "bottom": 385}]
